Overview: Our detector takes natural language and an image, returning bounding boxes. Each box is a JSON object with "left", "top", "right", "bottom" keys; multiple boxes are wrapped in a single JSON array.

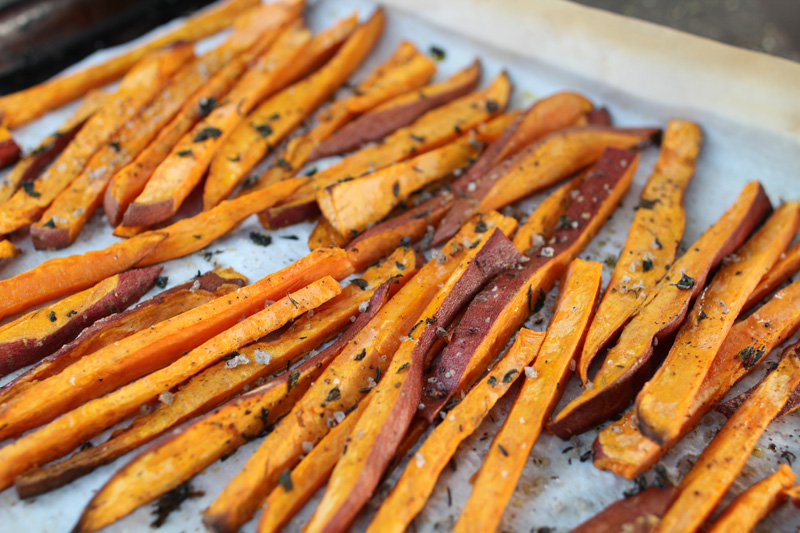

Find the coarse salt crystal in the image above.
[
  {"left": 524, "top": 367, "right": 538, "bottom": 379},
  {"left": 253, "top": 349, "right": 272, "bottom": 365},
  {"left": 358, "top": 301, "right": 369, "bottom": 313},
  {"left": 302, "top": 441, "right": 314, "bottom": 453},
  {"left": 225, "top": 353, "right": 250, "bottom": 368},
  {"left": 415, "top": 453, "right": 426, "bottom": 468},
  {"left": 159, "top": 391, "right": 174, "bottom": 405}
]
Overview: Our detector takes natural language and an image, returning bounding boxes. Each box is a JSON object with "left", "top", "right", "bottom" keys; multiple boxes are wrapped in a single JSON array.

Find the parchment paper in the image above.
[{"left": 1, "top": 0, "right": 799, "bottom": 531}]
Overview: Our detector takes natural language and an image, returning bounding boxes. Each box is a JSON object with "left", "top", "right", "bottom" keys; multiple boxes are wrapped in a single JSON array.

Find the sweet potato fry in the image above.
[
  {"left": 786, "top": 485, "right": 800, "bottom": 507},
  {"left": 0, "top": 266, "right": 161, "bottom": 377},
  {"left": 304, "top": 229, "right": 522, "bottom": 533},
  {"left": 432, "top": 92, "right": 594, "bottom": 245},
  {"left": 0, "top": 247, "right": 352, "bottom": 441},
  {"left": 0, "top": 91, "right": 107, "bottom": 205},
  {"left": 253, "top": 41, "right": 437, "bottom": 190},
  {"left": 0, "top": 127, "right": 21, "bottom": 169},
  {"left": 311, "top": 60, "right": 481, "bottom": 159},
  {"left": 123, "top": 18, "right": 309, "bottom": 228},
  {"left": 653, "top": 347, "right": 800, "bottom": 533},
  {"left": 434, "top": 125, "right": 658, "bottom": 245},
  {"left": 594, "top": 277, "right": 800, "bottom": 479},
  {"left": 0, "top": 240, "right": 19, "bottom": 263},
  {"left": 572, "top": 486, "right": 676, "bottom": 533},
  {"left": 0, "top": 232, "right": 165, "bottom": 321},
  {"left": 745, "top": 239, "right": 800, "bottom": 310},
  {"left": 420, "top": 148, "right": 639, "bottom": 422},
  {"left": 635, "top": 202, "right": 799, "bottom": 444},
  {"left": 0, "top": 269, "right": 247, "bottom": 407},
  {"left": 136, "top": 177, "right": 308, "bottom": 266},
  {"left": 309, "top": 217, "right": 350, "bottom": 249},
  {"left": 0, "top": 0, "right": 260, "bottom": 128},
  {"left": 318, "top": 136, "right": 480, "bottom": 235},
  {"left": 550, "top": 181, "right": 772, "bottom": 438},
  {"left": 706, "top": 464, "right": 795, "bottom": 533},
  {"left": 75, "top": 279, "right": 392, "bottom": 533},
  {"left": 102, "top": 2, "right": 300, "bottom": 227},
  {"left": 511, "top": 175, "right": 584, "bottom": 255},
  {"left": 345, "top": 192, "right": 454, "bottom": 271},
  {"left": 203, "top": 212, "right": 516, "bottom": 533},
  {"left": 579, "top": 120, "right": 702, "bottom": 383},
  {"left": 203, "top": 11, "right": 385, "bottom": 209},
  {"left": 0, "top": 44, "right": 195, "bottom": 236},
  {"left": 454, "top": 259, "right": 601, "bottom": 532},
  {"left": 0, "top": 278, "right": 341, "bottom": 492},
  {"left": 260, "top": 72, "right": 511, "bottom": 229},
  {"left": 367, "top": 329, "right": 545, "bottom": 533},
  {"left": 15, "top": 252, "right": 411, "bottom": 498}
]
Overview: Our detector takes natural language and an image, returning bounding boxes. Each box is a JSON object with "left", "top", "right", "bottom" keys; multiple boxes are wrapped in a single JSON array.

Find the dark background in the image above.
[{"left": 1, "top": 0, "right": 798, "bottom": 94}]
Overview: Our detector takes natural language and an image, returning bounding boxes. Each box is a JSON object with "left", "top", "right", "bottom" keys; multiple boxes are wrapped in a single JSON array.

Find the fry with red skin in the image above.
[
  {"left": 0, "top": 44, "right": 195, "bottom": 236},
  {"left": 123, "top": 18, "right": 309, "bottom": 228},
  {"left": 260, "top": 72, "right": 511, "bottom": 228},
  {"left": 0, "top": 232, "right": 166, "bottom": 321},
  {"left": 572, "top": 486, "right": 676, "bottom": 533},
  {"left": 550, "top": 181, "right": 772, "bottom": 438},
  {"left": 455, "top": 259, "right": 602, "bottom": 532},
  {"left": 311, "top": 61, "right": 481, "bottom": 159},
  {"left": 0, "top": 269, "right": 247, "bottom": 407},
  {"left": 367, "top": 329, "right": 545, "bottom": 533},
  {"left": 0, "top": 91, "right": 107, "bottom": 205},
  {"left": 15, "top": 252, "right": 412, "bottom": 498},
  {"left": 0, "top": 0, "right": 260, "bottom": 128},
  {"left": 304, "top": 229, "right": 522, "bottom": 533},
  {"left": 745, "top": 239, "right": 800, "bottom": 310},
  {"left": 0, "top": 267, "right": 161, "bottom": 377},
  {"left": 318, "top": 136, "right": 480, "bottom": 236},
  {"left": 75, "top": 279, "right": 393, "bottom": 533},
  {"left": 203, "top": 12, "right": 378, "bottom": 209},
  {"left": 0, "top": 127, "right": 21, "bottom": 168},
  {"left": 254, "top": 41, "right": 437, "bottom": 190},
  {"left": 653, "top": 346, "right": 800, "bottom": 533},
  {"left": 636, "top": 202, "right": 799, "bottom": 444},
  {"left": 420, "top": 148, "right": 639, "bottom": 421},
  {"left": 706, "top": 465, "right": 795, "bottom": 533},
  {"left": 579, "top": 120, "right": 701, "bottom": 383},
  {"left": 0, "top": 247, "right": 352, "bottom": 441},
  {"left": 203, "top": 212, "right": 516, "bottom": 533},
  {"left": 594, "top": 277, "right": 800, "bottom": 479}
]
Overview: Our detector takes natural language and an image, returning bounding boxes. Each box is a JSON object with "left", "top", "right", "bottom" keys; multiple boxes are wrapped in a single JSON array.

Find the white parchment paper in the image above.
[{"left": 1, "top": 0, "right": 799, "bottom": 531}]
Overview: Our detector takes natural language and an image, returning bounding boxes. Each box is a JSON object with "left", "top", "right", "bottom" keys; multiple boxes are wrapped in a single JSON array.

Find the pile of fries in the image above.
[{"left": 0, "top": 0, "right": 798, "bottom": 531}]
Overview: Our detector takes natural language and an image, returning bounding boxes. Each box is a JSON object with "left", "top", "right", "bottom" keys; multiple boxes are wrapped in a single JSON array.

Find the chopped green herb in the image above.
[
  {"left": 642, "top": 258, "right": 654, "bottom": 272},
  {"left": 304, "top": 167, "right": 318, "bottom": 176},
  {"left": 31, "top": 144, "right": 52, "bottom": 156},
  {"left": 193, "top": 127, "right": 222, "bottom": 142},
  {"left": 287, "top": 370, "right": 300, "bottom": 391},
  {"left": 397, "top": 362, "right": 410, "bottom": 373},
  {"left": 177, "top": 149, "right": 194, "bottom": 158},
  {"left": 395, "top": 261, "right": 406, "bottom": 270},
  {"left": 277, "top": 469, "right": 294, "bottom": 492},
  {"left": 485, "top": 99, "right": 499, "bottom": 113},
  {"left": 155, "top": 276, "right": 169, "bottom": 289},
  {"left": 326, "top": 387, "right": 341, "bottom": 403},
  {"left": 351, "top": 278, "right": 369, "bottom": 290},
  {"left": 253, "top": 123, "right": 273, "bottom": 138},
  {"left": 498, "top": 444, "right": 509, "bottom": 456},
  {"left": 275, "top": 157, "right": 292, "bottom": 171},
  {"left": 487, "top": 376, "right": 497, "bottom": 387},
  {"left": 672, "top": 272, "right": 695, "bottom": 290},
  {"left": 286, "top": 291, "right": 299, "bottom": 308},
  {"left": 429, "top": 45, "right": 446, "bottom": 61},
  {"left": 49, "top": 311, "right": 56, "bottom": 322},
  {"left": 502, "top": 369, "right": 519, "bottom": 383},
  {"left": 638, "top": 198, "right": 660, "bottom": 210},
  {"left": 198, "top": 97, "right": 217, "bottom": 117},
  {"left": 108, "top": 141, "right": 121, "bottom": 152},
  {"left": 249, "top": 232, "right": 272, "bottom": 247},
  {"left": 354, "top": 349, "right": 367, "bottom": 361},
  {"left": 227, "top": 154, "right": 241, "bottom": 162},
  {"left": 475, "top": 219, "right": 488, "bottom": 233},
  {"left": 21, "top": 182, "right": 40, "bottom": 198},
  {"left": 42, "top": 218, "right": 56, "bottom": 228}
]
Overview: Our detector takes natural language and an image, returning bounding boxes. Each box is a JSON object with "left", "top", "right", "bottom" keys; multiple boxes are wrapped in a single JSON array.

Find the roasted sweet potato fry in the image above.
[
  {"left": 304, "top": 229, "right": 522, "bottom": 533},
  {"left": 15, "top": 252, "right": 411, "bottom": 498},
  {"left": 420, "top": 148, "right": 638, "bottom": 422},
  {"left": 454, "top": 259, "right": 601, "bottom": 532},
  {"left": 0, "top": 44, "right": 194, "bottom": 236},
  {"left": 550, "top": 181, "right": 772, "bottom": 438},
  {"left": 0, "top": 0, "right": 261, "bottom": 127},
  {"left": 0, "top": 278, "right": 341, "bottom": 492},
  {"left": 75, "top": 279, "right": 393, "bottom": 533},
  {"left": 0, "top": 269, "right": 246, "bottom": 407},
  {"left": 318, "top": 136, "right": 480, "bottom": 235},
  {"left": 745, "top": 239, "right": 800, "bottom": 310},
  {"left": 0, "top": 232, "right": 165, "bottom": 321},
  {"left": 311, "top": 61, "right": 481, "bottom": 159},
  {"left": 102, "top": 3, "right": 300, "bottom": 227},
  {"left": 511, "top": 175, "right": 584, "bottom": 255},
  {"left": 653, "top": 346, "right": 800, "bottom": 533},
  {"left": 123, "top": 18, "right": 309, "bottom": 228},
  {"left": 260, "top": 72, "right": 511, "bottom": 228},
  {"left": 0, "top": 91, "right": 107, "bottom": 205},
  {"left": 636, "top": 202, "right": 799, "bottom": 444},
  {"left": 0, "top": 127, "right": 21, "bottom": 168},
  {"left": 594, "top": 277, "right": 800, "bottom": 479},
  {"left": 572, "top": 486, "right": 676, "bottom": 533},
  {"left": 706, "top": 464, "right": 795, "bottom": 533},
  {"left": 579, "top": 120, "right": 702, "bottom": 382},
  {"left": 203, "top": 212, "right": 516, "bottom": 533},
  {"left": 0, "top": 240, "right": 19, "bottom": 263},
  {"left": 0, "top": 266, "right": 161, "bottom": 376},
  {"left": 434, "top": 125, "right": 658, "bottom": 245},
  {"left": 309, "top": 217, "right": 351, "bottom": 249},
  {"left": 203, "top": 11, "right": 385, "bottom": 209},
  {"left": 345, "top": 192, "right": 453, "bottom": 271},
  {"left": 0, "top": 247, "right": 352, "bottom": 441},
  {"left": 367, "top": 329, "right": 545, "bottom": 533},
  {"left": 253, "top": 41, "right": 437, "bottom": 190}
]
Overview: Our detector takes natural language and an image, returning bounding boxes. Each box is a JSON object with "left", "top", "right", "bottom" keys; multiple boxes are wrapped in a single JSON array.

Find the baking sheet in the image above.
[{"left": 2, "top": 0, "right": 800, "bottom": 531}]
